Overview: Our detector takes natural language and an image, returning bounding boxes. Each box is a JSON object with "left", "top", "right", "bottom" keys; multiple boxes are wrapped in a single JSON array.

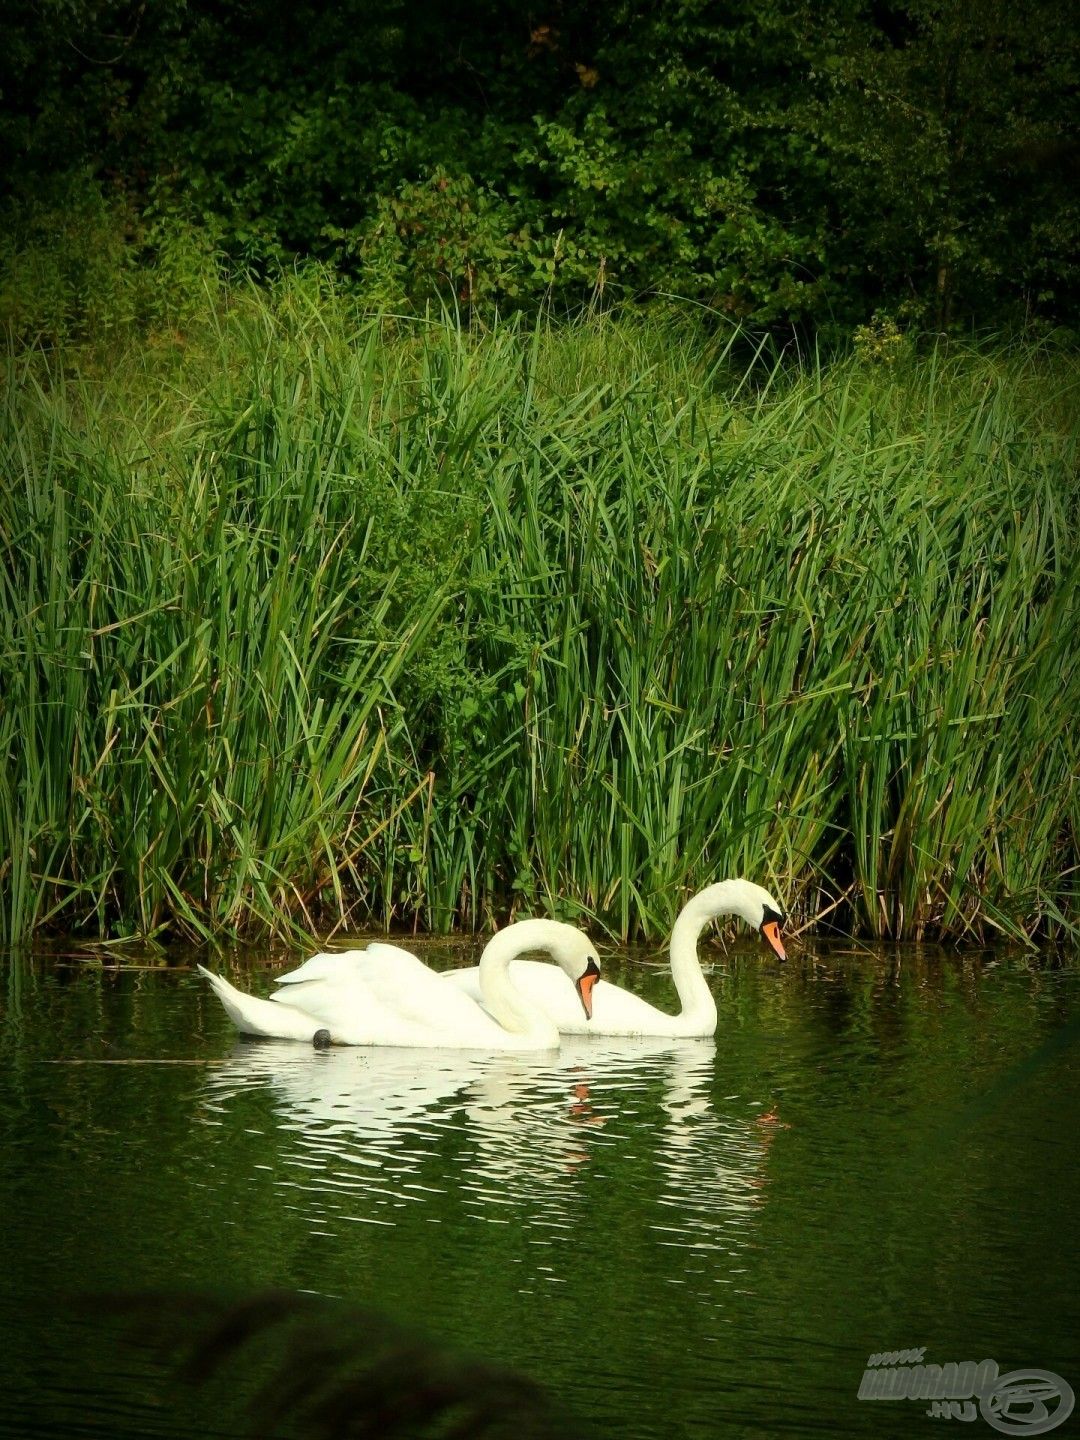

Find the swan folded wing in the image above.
[
  {"left": 264, "top": 980, "right": 406, "bottom": 1041},
  {"left": 356, "top": 959, "right": 509, "bottom": 1038},
  {"left": 441, "top": 965, "right": 483, "bottom": 1003},
  {"left": 273, "top": 943, "right": 428, "bottom": 989},
  {"left": 267, "top": 954, "right": 509, "bottom": 1047}
]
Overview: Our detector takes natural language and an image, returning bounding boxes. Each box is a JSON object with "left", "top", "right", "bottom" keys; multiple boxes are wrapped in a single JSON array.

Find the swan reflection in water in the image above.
[{"left": 200, "top": 1038, "right": 778, "bottom": 1261}]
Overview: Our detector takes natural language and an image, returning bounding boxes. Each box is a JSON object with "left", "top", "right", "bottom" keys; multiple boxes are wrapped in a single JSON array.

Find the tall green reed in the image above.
[
  {"left": 1, "top": 312, "right": 451, "bottom": 942},
  {"left": 396, "top": 318, "right": 1078, "bottom": 940},
  {"left": 2, "top": 292, "right": 1076, "bottom": 943}
]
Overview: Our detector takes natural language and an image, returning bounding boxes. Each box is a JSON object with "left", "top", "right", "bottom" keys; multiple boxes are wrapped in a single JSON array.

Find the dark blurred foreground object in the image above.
[{"left": 94, "top": 1290, "right": 581, "bottom": 1439}]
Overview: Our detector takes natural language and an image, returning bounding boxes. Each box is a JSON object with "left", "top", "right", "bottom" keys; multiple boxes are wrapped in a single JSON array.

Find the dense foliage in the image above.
[
  {"left": 2, "top": 0, "right": 1077, "bottom": 335},
  {"left": 2, "top": 291, "right": 1077, "bottom": 945},
  {"left": 2, "top": 6, "right": 1077, "bottom": 944}
]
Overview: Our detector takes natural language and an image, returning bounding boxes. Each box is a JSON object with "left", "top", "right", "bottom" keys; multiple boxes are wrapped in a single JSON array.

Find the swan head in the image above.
[
  {"left": 757, "top": 899, "right": 787, "bottom": 961},
  {"left": 549, "top": 933, "right": 602, "bottom": 1020},
  {"left": 499, "top": 919, "right": 601, "bottom": 1020},
  {"left": 694, "top": 880, "right": 788, "bottom": 961}
]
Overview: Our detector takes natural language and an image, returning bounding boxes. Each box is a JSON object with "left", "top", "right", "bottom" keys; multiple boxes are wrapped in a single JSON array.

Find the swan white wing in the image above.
[
  {"left": 268, "top": 952, "right": 514, "bottom": 1048},
  {"left": 343, "top": 957, "right": 482, "bottom": 1026},
  {"left": 274, "top": 943, "right": 427, "bottom": 987}
]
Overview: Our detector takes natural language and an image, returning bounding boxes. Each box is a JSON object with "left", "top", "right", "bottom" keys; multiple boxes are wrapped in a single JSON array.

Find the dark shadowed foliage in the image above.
[{"left": 94, "top": 1290, "right": 581, "bottom": 1440}]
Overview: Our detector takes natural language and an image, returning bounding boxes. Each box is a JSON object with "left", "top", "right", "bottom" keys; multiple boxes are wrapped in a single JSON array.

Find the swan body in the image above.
[
  {"left": 198, "top": 920, "right": 601, "bottom": 1051},
  {"left": 442, "top": 880, "right": 786, "bottom": 1038}
]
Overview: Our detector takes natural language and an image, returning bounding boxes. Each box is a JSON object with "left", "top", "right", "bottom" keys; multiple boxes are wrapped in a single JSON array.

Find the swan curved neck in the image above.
[
  {"left": 478, "top": 922, "right": 562, "bottom": 1045},
  {"left": 666, "top": 884, "right": 749, "bottom": 1030}
]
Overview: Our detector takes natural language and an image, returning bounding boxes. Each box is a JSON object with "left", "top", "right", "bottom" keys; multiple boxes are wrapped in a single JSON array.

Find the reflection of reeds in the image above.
[
  {"left": 2, "top": 299, "right": 1077, "bottom": 944},
  {"left": 97, "top": 1290, "right": 576, "bottom": 1439}
]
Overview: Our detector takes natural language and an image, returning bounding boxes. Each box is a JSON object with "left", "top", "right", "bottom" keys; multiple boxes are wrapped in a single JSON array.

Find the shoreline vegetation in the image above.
[{"left": 2, "top": 278, "right": 1078, "bottom": 947}]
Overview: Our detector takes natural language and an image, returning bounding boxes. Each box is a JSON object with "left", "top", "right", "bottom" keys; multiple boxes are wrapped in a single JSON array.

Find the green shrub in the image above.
[{"left": 0, "top": 178, "right": 224, "bottom": 348}]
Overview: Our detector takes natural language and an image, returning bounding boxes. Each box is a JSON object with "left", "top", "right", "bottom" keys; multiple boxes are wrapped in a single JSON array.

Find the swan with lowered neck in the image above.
[
  {"left": 442, "top": 880, "right": 786, "bottom": 1038},
  {"left": 198, "top": 919, "right": 601, "bottom": 1051}
]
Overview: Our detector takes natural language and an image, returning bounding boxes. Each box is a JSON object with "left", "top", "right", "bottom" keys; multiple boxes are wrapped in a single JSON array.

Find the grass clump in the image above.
[{"left": 2, "top": 286, "right": 1077, "bottom": 944}]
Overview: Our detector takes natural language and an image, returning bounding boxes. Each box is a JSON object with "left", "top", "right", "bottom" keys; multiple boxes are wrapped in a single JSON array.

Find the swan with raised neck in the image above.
[{"left": 442, "top": 878, "right": 787, "bottom": 1037}]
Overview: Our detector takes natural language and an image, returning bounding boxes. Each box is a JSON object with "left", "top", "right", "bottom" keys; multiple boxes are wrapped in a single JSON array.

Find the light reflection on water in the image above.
[
  {"left": 200, "top": 1037, "right": 772, "bottom": 1286},
  {"left": 1, "top": 943, "right": 1078, "bottom": 1440}
]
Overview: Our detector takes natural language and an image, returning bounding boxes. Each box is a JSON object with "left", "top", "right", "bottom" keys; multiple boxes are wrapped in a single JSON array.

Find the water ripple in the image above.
[{"left": 199, "top": 1036, "right": 774, "bottom": 1261}]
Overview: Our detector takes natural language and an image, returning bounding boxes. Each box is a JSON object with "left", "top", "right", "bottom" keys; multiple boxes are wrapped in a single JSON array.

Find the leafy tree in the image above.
[
  {"left": 814, "top": 0, "right": 1080, "bottom": 329},
  {"left": 1, "top": 0, "right": 1076, "bottom": 331}
]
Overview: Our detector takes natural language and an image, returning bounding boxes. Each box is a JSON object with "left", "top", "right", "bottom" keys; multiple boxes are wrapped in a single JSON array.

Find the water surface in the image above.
[{"left": 1, "top": 940, "right": 1077, "bottom": 1438}]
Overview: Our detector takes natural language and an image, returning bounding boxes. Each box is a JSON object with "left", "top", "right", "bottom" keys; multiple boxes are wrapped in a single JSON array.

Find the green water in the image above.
[{"left": 1, "top": 941, "right": 1077, "bottom": 1439}]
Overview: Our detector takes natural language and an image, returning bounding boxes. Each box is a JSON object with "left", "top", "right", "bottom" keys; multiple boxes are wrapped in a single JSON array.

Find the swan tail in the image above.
[{"left": 197, "top": 964, "right": 319, "bottom": 1041}]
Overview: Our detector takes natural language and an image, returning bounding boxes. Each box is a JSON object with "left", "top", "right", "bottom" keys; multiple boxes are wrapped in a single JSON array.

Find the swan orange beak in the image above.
[
  {"left": 760, "top": 920, "right": 786, "bottom": 961},
  {"left": 576, "top": 968, "right": 599, "bottom": 1020}
]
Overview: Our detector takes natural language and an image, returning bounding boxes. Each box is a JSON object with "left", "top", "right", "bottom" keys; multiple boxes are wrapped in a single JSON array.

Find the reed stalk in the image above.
[{"left": 2, "top": 291, "right": 1076, "bottom": 942}]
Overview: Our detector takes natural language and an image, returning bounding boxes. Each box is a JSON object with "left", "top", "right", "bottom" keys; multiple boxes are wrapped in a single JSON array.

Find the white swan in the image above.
[
  {"left": 198, "top": 919, "right": 601, "bottom": 1051},
  {"left": 442, "top": 880, "right": 786, "bottom": 1038}
]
